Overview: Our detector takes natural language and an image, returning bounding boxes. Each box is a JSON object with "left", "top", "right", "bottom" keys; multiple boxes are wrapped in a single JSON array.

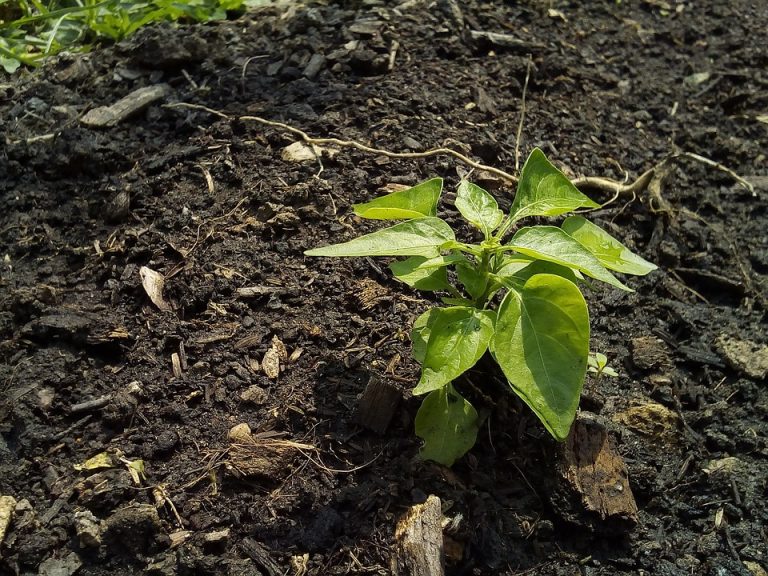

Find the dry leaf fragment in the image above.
[
  {"left": 271, "top": 335, "right": 288, "bottom": 361},
  {"left": 262, "top": 336, "right": 287, "bottom": 379},
  {"left": 262, "top": 346, "right": 281, "bottom": 379},
  {"left": 74, "top": 452, "right": 115, "bottom": 471},
  {"left": 139, "top": 266, "right": 172, "bottom": 311}
]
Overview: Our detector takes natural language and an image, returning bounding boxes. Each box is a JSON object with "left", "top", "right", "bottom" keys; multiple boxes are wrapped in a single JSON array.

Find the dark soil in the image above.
[{"left": 1, "top": 1, "right": 767, "bottom": 575}]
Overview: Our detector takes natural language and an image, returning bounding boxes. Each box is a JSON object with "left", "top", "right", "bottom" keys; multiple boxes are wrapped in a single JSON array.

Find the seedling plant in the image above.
[
  {"left": 0, "top": 0, "right": 257, "bottom": 73},
  {"left": 306, "top": 149, "right": 656, "bottom": 466}
]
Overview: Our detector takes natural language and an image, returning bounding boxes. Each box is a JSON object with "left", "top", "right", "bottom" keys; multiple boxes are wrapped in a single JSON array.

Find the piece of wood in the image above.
[
  {"left": 354, "top": 375, "right": 400, "bottom": 434},
  {"left": 241, "top": 538, "right": 282, "bottom": 576},
  {"left": 392, "top": 495, "right": 445, "bottom": 576},
  {"left": 553, "top": 415, "right": 638, "bottom": 530},
  {"left": 81, "top": 84, "right": 170, "bottom": 127}
]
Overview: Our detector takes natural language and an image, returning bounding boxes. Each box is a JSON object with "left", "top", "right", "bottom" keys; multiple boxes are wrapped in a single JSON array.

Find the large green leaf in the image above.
[
  {"left": 495, "top": 255, "right": 582, "bottom": 287},
  {"left": 455, "top": 180, "right": 504, "bottom": 238},
  {"left": 415, "top": 383, "right": 480, "bottom": 466},
  {"left": 561, "top": 216, "right": 657, "bottom": 276},
  {"left": 510, "top": 148, "right": 599, "bottom": 221},
  {"left": 491, "top": 274, "right": 589, "bottom": 441},
  {"left": 304, "top": 217, "right": 455, "bottom": 257},
  {"left": 353, "top": 178, "right": 443, "bottom": 220},
  {"left": 412, "top": 306, "right": 496, "bottom": 395},
  {"left": 390, "top": 254, "right": 466, "bottom": 291},
  {"left": 507, "top": 226, "right": 631, "bottom": 291}
]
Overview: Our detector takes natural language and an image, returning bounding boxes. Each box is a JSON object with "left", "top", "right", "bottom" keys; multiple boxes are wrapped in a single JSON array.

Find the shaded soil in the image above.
[{"left": 1, "top": 1, "right": 767, "bottom": 575}]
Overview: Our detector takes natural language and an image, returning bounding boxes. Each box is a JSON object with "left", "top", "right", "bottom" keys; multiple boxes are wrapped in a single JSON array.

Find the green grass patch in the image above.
[{"left": 0, "top": 0, "right": 261, "bottom": 73}]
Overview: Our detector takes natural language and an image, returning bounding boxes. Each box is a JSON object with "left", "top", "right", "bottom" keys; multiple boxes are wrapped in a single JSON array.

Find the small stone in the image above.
[
  {"left": 204, "top": 528, "right": 230, "bottom": 544},
  {"left": 614, "top": 402, "right": 679, "bottom": 439},
  {"left": 38, "top": 552, "right": 83, "bottom": 576},
  {"left": 240, "top": 385, "right": 269, "bottom": 405},
  {"left": 104, "top": 504, "right": 163, "bottom": 555},
  {"left": 0, "top": 495, "right": 17, "bottom": 544},
  {"left": 74, "top": 509, "right": 103, "bottom": 548},
  {"left": 715, "top": 335, "right": 768, "bottom": 380},
  {"left": 744, "top": 561, "right": 768, "bottom": 576},
  {"left": 228, "top": 423, "right": 252, "bottom": 443},
  {"left": 630, "top": 336, "right": 673, "bottom": 371}
]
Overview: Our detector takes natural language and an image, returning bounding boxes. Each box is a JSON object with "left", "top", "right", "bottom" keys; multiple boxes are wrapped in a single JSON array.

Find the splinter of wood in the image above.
[{"left": 392, "top": 495, "right": 445, "bottom": 576}]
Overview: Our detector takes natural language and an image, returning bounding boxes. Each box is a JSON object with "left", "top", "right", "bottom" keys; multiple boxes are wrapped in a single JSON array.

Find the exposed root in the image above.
[{"left": 165, "top": 102, "right": 754, "bottom": 204}]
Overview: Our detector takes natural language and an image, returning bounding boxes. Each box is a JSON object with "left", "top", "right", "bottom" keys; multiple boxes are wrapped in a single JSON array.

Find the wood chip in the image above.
[
  {"left": 392, "top": 495, "right": 445, "bottom": 576},
  {"left": 262, "top": 347, "right": 281, "bottom": 379},
  {"left": 81, "top": 84, "right": 170, "bottom": 127},
  {"left": 354, "top": 375, "right": 401, "bottom": 434},
  {"left": 554, "top": 415, "right": 638, "bottom": 530},
  {"left": 139, "top": 266, "right": 172, "bottom": 311}
]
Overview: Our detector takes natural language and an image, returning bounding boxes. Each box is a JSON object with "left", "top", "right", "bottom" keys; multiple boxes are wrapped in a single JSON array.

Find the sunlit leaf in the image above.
[
  {"left": 561, "top": 216, "right": 657, "bottom": 276},
  {"left": 510, "top": 148, "right": 599, "bottom": 221},
  {"left": 507, "top": 226, "right": 631, "bottom": 291},
  {"left": 353, "top": 178, "right": 443, "bottom": 220},
  {"left": 455, "top": 180, "right": 504, "bottom": 238},
  {"left": 491, "top": 274, "right": 589, "bottom": 440},
  {"left": 305, "top": 217, "right": 455, "bottom": 257}
]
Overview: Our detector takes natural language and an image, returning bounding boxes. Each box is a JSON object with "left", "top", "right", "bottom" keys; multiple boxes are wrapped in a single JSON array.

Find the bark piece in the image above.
[
  {"left": 241, "top": 538, "right": 282, "bottom": 576},
  {"left": 354, "top": 375, "right": 400, "bottom": 433},
  {"left": 392, "top": 495, "right": 445, "bottom": 576},
  {"left": 81, "top": 84, "right": 170, "bottom": 127},
  {"left": 553, "top": 415, "right": 638, "bottom": 531}
]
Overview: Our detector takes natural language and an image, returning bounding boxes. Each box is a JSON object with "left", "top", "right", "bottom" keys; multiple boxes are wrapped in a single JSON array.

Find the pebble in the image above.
[
  {"left": 240, "top": 385, "right": 268, "bottom": 405},
  {"left": 74, "top": 509, "right": 103, "bottom": 548}
]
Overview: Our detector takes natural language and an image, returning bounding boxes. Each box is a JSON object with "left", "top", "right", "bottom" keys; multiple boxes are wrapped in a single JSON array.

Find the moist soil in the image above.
[{"left": 1, "top": 1, "right": 767, "bottom": 575}]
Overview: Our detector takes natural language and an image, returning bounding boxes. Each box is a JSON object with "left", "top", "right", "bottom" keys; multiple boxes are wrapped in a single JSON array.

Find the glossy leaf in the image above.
[
  {"left": 353, "top": 178, "right": 443, "bottom": 220},
  {"left": 415, "top": 383, "right": 480, "bottom": 466},
  {"left": 304, "top": 217, "right": 455, "bottom": 258},
  {"left": 413, "top": 306, "right": 496, "bottom": 395},
  {"left": 455, "top": 180, "right": 504, "bottom": 238},
  {"left": 491, "top": 274, "right": 589, "bottom": 440},
  {"left": 495, "top": 255, "right": 582, "bottom": 287},
  {"left": 390, "top": 254, "right": 467, "bottom": 291},
  {"left": 561, "top": 216, "right": 657, "bottom": 276},
  {"left": 507, "top": 226, "right": 631, "bottom": 291},
  {"left": 510, "top": 148, "right": 599, "bottom": 221}
]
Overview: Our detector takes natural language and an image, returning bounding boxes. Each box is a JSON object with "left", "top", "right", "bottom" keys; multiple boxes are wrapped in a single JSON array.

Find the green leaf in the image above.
[
  {"left": 455, "top": 180, "right": 504, "bottom": 238},
  {"left": 561, "top": 216, "right": 657, "bottom": 276},
  {"left": 507, "top": 226, "right": 631, "bottom": 291},
  {"left": 305, "top": 217, "right": 455, "bottom": 258},
  {"left": 353, "top": 178, "right": 443, "bottom": 220},
  {"left": 510, "top": 148, "right": 599, "bottom": 221},
  {"left": 411, "top": 308, "right": 438, "bottom": 365},
  {"left": 491, "top": 274, "right": 589, "bottom": 441},
  {"left": 457, "top": 262, "right": 487, "bottom": 300},
  {"left": 413, "top": 306, "right": 496, "bottom": 395},
  {"left": 495, "top": 255, "right": 582, "bottom": 287},
  {"left": 390, "top": 254, "right": 466, "bottom": 291},
  {"left": 415, "top": 383, "right": 480, "bottom": 466}
]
